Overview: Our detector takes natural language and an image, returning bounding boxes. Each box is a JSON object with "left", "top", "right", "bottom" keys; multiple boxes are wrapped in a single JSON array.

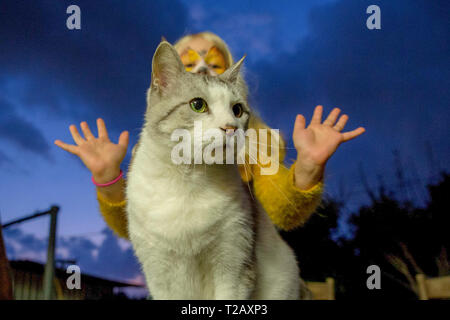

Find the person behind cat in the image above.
[{"left": 54, "top": 31, "right": 365, "bottom": 239}]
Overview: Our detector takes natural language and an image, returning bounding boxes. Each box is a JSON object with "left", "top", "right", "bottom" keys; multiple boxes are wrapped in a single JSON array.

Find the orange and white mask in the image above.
[{"left": 180, "top": 46, "right": 227, "bottom": 76}]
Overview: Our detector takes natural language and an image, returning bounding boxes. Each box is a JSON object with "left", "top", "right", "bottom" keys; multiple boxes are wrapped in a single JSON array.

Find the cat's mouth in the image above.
[
  {"left": 220, "top": 126, "right": 237, "bottom": 136},
  {"left": 200, "top": 126, "right": 244, "bottom": 152}
]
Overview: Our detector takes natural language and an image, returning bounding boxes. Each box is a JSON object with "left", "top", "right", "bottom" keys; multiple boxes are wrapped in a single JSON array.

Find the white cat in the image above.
[{"left": 126, "top": 41, "right": 300, "bottom": 299}]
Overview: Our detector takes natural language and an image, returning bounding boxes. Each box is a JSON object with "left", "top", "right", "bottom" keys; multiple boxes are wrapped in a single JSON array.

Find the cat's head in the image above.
[{"left": 144, "top": 41, "right": 250, "bottom": 163}]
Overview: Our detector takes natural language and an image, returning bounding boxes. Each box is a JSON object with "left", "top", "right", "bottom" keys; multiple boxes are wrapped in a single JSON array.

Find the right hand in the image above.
[{"left": 54, "top": 118, "right": 129, "bottom": 183}]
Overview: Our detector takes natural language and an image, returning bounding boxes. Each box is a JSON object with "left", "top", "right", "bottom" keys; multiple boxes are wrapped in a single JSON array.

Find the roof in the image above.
[{"left": 9, "top": 260, "right": 144, "bottom": 288}]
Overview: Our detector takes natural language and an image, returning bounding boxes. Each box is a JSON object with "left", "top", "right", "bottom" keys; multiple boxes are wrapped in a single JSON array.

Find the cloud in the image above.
[
  {"left": 3, "top": 226, "right": 143, "bottom": 284},
  {"left": 0, "top": 150, "right": 12, "bottom": 166},
  {"left": 0, "top": 97, "right": 51, "bottom": 158},
  {"left": 187, "top": 8, "right": 277, "bottom": 57},
  {"left": 182, "top": 0, "right": 340, "bottom": 60},
  {"left": 247, "top": 0, "right": 449, "bottom": 176},
  {"left": 95, "top": 229, "right": 141, "bottom": 281},
  {"left": 3, "top": 228, "right": 48, "bottom": 262},
  {"left": 0, "top": 0, "right": 189, "bottom": 131}
]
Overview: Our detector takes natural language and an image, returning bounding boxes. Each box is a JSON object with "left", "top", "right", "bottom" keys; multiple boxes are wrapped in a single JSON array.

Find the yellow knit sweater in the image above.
[{"left": 96, "top": 148, "right": 324, "bottom": 239}]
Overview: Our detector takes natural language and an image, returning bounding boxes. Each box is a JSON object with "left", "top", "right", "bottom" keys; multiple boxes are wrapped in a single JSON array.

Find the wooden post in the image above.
[
  {"left": 42, "top": 206, "right": 59, "bottom": 300},
  {"left": 0, "top": 222, "right": 14, "bottom": 300},
  {"left": 416, "top": 274, "right": 428, "bottom": 300},
  {"left": 326, "top": 277, "right": 335, "bottom": 300}
]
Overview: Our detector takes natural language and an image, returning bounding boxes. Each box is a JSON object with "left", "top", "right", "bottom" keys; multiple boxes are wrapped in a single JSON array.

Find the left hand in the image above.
[{"left": 293, "top": 105, "right": 365, "bottom": 189}]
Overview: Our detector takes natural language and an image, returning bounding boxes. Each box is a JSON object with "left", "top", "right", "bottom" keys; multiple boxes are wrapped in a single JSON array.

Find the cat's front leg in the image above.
[
  {"left": 213, "top": 263, "right": 256, "bottom": 300},
  {"left": 210, "top": 217, "right": 257, "bottom": 300},
  {"left": 211, "top": 236, "right": 256, "bottom": 300}
]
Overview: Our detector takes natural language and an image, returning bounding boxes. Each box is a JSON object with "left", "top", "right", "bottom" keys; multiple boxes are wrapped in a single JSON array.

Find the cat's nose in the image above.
[
  {"left": 220, "top": 125, "right": 237, "bottom": 136},
  {"left": 196, "top": 67, "right": 208, "bottom": 75}
]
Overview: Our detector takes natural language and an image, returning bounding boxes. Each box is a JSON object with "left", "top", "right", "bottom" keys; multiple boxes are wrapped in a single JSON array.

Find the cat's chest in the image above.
[
  {"left": 132, "top": 173, "right": 230, "bottom": 216},
  {"left": 126, "top": 156, "right": 244, "bottom": 241}
]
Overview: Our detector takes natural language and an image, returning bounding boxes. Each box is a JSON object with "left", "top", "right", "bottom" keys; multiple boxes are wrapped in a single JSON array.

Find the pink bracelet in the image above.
[{"left": 92, "top": 170, "right": 123, "bottom": 187}]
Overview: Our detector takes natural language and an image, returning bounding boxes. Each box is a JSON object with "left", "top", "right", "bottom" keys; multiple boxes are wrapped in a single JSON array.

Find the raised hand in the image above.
[
  {"left": 292, "top": 105, "right": 365, "bottom": 189},
  {"left": 54, "top": 118, "right": 129, "bottom": 183}
]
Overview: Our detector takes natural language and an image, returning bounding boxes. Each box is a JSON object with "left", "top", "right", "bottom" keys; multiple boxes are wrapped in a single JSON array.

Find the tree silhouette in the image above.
[{"left": 281, "top": 171, "right": 449, "bottom": 299}]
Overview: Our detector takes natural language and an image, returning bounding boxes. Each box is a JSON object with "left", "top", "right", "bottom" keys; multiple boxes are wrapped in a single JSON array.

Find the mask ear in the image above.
[
  {"left": 220, "top": 55, "right": 246, "bottom": 83},
  {"left": 151, "top": 41, "right": 185, "bottom": 93}
]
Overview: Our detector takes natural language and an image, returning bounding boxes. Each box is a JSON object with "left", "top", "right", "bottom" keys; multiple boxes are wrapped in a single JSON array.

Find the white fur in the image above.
[
  {"left": 127, "top": 133, "right": 300, "bottom": 299},
  {"left": 126, "top": 42, "right": 300, "bottom": 299}
]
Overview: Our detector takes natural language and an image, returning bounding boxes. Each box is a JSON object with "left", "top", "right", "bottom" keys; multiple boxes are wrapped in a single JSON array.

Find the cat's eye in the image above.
[
  {"left": 232, "top": 103, "right": 244, "bottom": 118},
  {"left": 190, "top": 98, "right": 208, "bottom": 113}
]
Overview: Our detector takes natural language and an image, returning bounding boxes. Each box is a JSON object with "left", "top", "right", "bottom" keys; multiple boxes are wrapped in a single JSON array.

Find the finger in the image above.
[
  {"left": 54, "top": 140, "right": 79, "bottom": 155},
  {"left": 333, "top": 114, "right": 348, "bottom": 131},
  {"left": 310, "top": 105, "right": 323, "bottom": 125},
  {"left": 323, "top": 107, "right": 341, "bottom": 126},
  {"left": 118, "top": 131, "right": 129, "bottom": 148},
  {"left": 80, "top": 121, "right": 95, "bottom": 140},
  {"left": 294, "top": 114, "right": 306, "bottom": 133},
  {"left": 97, "top": 118, "right": 109, "bottom": 140},
  {"left": 69, "top": 125, "right": 85, "bottom": 145},
  {"left": 342, "top": 127, "right": 366, "bottom": 142}
]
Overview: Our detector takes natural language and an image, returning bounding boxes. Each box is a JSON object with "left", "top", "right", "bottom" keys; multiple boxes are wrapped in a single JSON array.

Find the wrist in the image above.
[
  {"left": 92, "top": 166, "right": 121, "bottom": 184},
  {"left": 294, "top": 158, "right": 324, "bottom": 190},
  {"left": 93, "top": 170, "right": 123, "bottom": 188},
  {"left": 96, "top": 173, "right": 126, "bottom": 203}
]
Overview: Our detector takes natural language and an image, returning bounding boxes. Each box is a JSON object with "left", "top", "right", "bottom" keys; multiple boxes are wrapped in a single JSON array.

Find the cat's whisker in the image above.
[
  {"left": 246, "top": 140, "right": 296, "bottom": 150},
  {"left": 243, "top": 158, "right": 254, "bottom": 178},
  {"left": 240, "top": 160, "right": 255, "bottom": 201}
]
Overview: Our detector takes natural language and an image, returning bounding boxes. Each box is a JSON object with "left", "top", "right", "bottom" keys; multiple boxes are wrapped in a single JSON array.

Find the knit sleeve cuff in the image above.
[
  {"left": 96, "top": 189, "right": 127, "bottom": 208},
  {"left": 287, "top": 162, "right": 324, "bottom": 198}
]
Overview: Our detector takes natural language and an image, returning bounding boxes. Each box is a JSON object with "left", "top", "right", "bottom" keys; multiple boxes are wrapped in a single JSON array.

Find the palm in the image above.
[
  {"left": 293, "top": 106, "right": 365, "bottom": 166},
  {"left": 54, "top": 118, "right": 129, "bottom": 176},
  {"left": 76, "top": 137, "right": 127, "bottom": 174}
]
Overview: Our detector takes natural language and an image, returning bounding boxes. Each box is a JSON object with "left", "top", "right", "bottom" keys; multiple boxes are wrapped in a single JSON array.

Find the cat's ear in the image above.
[
  {"left": 151, "top": 41, "right": 185, "bottom": 92},
  {"left": 220, "top": 55, "right": 246, "bottom": 83}
]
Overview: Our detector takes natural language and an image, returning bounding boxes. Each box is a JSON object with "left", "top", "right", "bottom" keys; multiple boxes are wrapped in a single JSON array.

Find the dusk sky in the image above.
[{"left": 1, "top": 0, "right": 448, "bottom": 287}]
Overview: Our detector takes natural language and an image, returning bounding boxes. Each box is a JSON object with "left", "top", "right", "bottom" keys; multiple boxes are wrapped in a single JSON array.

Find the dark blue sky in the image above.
[{"left": 1, "top": 0, "right": 449, "bottom": 286}]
